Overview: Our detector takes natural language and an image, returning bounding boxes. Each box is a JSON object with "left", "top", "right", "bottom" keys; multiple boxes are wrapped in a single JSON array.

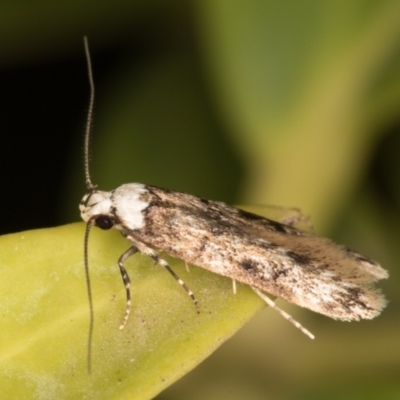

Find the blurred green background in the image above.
[{"left": 1, "top": 1, "right": 400, "bottom": 399}]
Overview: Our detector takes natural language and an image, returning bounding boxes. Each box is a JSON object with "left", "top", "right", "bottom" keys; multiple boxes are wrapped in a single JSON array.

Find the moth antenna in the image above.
[
  {"left": 83, "top": 36, "right": 96, "bottom": 191},
  {"left": 84, "top": 217, "right": 96, "bottom": 374},
  {"left": 83, "top": 36, "right": 96, "bottom": 374}
]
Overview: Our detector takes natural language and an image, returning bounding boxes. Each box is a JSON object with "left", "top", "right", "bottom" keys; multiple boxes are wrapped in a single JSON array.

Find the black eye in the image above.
[{"left": 95, "top": 215, "right": 113, "bottom": 230}]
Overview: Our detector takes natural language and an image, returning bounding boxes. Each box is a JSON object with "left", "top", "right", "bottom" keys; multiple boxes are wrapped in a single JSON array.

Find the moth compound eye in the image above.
[{"left": 95, "top": 215, "right": 113, "bottom": 230}]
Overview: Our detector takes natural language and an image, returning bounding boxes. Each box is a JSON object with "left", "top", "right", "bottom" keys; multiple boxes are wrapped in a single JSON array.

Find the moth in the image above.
[{"left": 79, "top": 38, "right": 388, "bottom": 351}]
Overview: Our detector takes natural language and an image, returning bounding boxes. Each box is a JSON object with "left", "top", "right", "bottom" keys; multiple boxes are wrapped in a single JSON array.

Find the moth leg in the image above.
[
  {"left": 184, "top": 260, "right": 190, "bottom": 273},
  {"left": 117, "top": 246, "right": 138, "bottom": 330},
  {"left": 251, "top": 287, "right": 315, "bottom": 340},
  {"left": 279, "top": 210, "right": 314, "bottom": 233},
  {"left": 151, "top": 254, "right": 200, "bottom": 313},
  {"left": 126, "top": 235, "right": 200, "bottom": 313},
  {"left": 232, "top": 279, "right": 237, "bottom": 294}
]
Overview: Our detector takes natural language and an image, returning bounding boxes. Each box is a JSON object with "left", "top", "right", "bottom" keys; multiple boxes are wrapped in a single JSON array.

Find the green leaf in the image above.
[{"left": 0, "top": 223, "right": 266, "bottom": 399}]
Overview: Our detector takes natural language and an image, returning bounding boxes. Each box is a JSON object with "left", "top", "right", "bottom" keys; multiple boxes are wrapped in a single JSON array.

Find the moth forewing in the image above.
[{"left": 81, "top": 183, "right": 388, "bottom": 335}]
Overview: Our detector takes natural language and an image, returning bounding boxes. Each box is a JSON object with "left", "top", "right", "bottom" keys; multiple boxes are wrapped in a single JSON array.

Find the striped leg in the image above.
[
  {"left": 150, "top": 254, "right": 199, "bottom": 313},
  {"left": 125, "top": 235, "right": 199, "bottom": 314},
  {"left": 117, "top": 246, "right": 138, "bottom": 330},
  {"left": 251, "top": 287, "right": 315, "bottom": 340}
]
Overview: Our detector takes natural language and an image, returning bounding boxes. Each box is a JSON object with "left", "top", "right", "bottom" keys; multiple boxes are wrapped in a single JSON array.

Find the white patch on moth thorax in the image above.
[{"left": 111, "top": 183, "right": 149, "bottom": 230}]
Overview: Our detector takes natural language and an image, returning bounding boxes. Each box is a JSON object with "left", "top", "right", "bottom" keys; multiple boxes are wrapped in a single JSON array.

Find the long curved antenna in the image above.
[
  {"left": 83, "top": 36, "right": 96, "bottom": 191},
  {"left": 84, "top": 218, "right": 96, "bottom": 374},
  {"left": 83, "top": 36, "right": 96, "bottom": 374}
]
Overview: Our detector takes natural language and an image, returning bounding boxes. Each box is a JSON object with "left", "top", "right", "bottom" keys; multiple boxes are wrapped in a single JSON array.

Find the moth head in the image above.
[{"left": 80, "top": 190, "right": 115, "bottom": 230}]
